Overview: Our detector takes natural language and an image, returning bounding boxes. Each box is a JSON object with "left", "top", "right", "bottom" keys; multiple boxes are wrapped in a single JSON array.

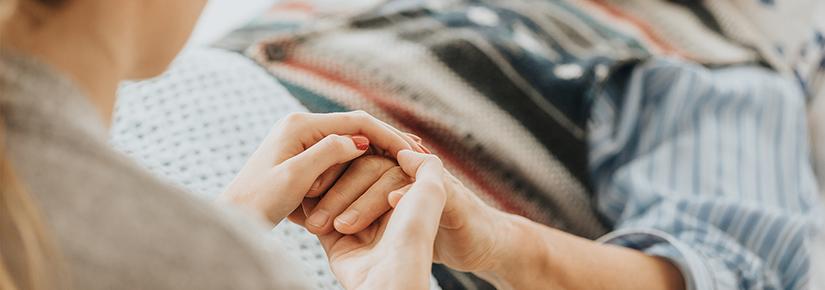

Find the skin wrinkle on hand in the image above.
[
  {"left": 315, "top": 149, "right": 686, "bottom": 290},
  {"left": 2, "top": 0, "right": 691, "bottom": 288}
]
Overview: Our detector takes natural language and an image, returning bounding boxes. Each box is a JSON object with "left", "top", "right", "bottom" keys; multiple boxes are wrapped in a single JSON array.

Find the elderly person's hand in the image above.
[
  {"left": 291, "top": 150, "right": 448, "bottom": 290},
  {"left": 387, "top": 156, "right": 509, "bottom": 273},
  {"left": 301, "top": 147, "right": 507, "bottom": 273},
  {"left": 217, "top": 111, "right": 424, "bottom": 225},
  {"left": 287, "top": 132, "right": 424, "bottom": 234},
  {"left": 295, "top": 154, "right": 411, "bottom": 235},
  {"left": 307, "top": 147, "right": 686, "bottom": 290}
]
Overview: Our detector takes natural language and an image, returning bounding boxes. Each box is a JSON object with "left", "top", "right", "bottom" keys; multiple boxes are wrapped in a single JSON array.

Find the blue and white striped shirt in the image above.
[{"left": 589, "top": 58, "right": 825, "bottom": 290}]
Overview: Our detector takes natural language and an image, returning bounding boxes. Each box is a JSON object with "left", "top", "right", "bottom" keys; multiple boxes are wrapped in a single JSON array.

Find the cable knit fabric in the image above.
[{"left": 112, "top": 48, "right": 442, "bottom": 290}]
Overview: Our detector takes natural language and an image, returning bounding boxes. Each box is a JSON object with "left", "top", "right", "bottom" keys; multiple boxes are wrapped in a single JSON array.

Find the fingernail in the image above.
[
  {"left": 388, "top": 191, "right": 405, "bottom": 207},
  {"left": 336, "top": 210, "right": 359, "bottom": 226},
  {"left": 307, "top": 210, "right": 329, "bottom": 228},
  {"left": 351, "top": 135, "right": 370, "bottom": 151}
]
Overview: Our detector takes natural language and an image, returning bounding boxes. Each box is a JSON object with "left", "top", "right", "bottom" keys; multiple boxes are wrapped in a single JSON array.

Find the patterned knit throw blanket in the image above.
[
  {"left": 249, "top": 0, "right": 649, "bottom": 237},
  {"left": 228, "top": 0, "right": 780, "bottom": 288},
  {"left": 242, "top": 2, "right": 650, "bottom": 286}
]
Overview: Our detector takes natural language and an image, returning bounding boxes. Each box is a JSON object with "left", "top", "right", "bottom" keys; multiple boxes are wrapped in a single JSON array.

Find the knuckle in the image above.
[
  {"left": 352, "top": 155, "right": 393, "bottom": 172},
  {"left": 349, "top": 110, "right": 373, "bottom": 123},
  {"left": 321, "top": 134, "right": 348, "bottom": 153},
  {"left": 279, "top": 112, "right": 311, "bottom": 132},
  {"left": 351, "top": 110, "right": 369, "bottom": 117},
  {"left": 424, "top": 154, "right": 444, "bottom": 167},
  {"left": 282, "top": 112, "right": 310, "bottom": 125},
  {"left": 383, "top": 166, "right": 412, "bottom": 185},
  {"left": 272, "top": 165, "right": 300, "bottom": 186},
  {"left": 326, "top": 188, "right": 350, "bottom": 204}
]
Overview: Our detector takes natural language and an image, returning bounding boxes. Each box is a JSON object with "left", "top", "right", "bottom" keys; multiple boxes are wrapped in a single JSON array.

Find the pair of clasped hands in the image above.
[{"left": 217, "top": 111, "right": 509, "bottom": 290}]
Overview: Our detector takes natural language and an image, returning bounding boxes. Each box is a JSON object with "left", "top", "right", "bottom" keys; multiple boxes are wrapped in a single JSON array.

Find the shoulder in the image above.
[{"left": 7, "top": 127, "right": 312, "bottom": 290}]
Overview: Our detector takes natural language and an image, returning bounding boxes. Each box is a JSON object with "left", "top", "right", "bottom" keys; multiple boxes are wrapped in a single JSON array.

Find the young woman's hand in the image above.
[
  {"left": 217, "top": 111, "right": 422, "bottom": 224},
  {"left": 291, "top": 150, "right": 447, "bottom": 290},
  {"left": 387, "top": 155, "right": 509, "bottom": 274}
]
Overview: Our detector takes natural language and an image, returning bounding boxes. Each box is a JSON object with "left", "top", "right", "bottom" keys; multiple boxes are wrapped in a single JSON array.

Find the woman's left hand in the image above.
[
  {"left": 217, "top": 111, "right": 422, "bottom": 224},
  {"left": 291, "top": 150, "right": 447, "bottom": 290}
]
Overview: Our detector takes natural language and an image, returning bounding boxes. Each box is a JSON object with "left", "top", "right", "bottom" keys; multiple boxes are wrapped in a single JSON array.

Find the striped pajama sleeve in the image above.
[{"left": 589, "top": 58, "right": 825, "bottom": 290}]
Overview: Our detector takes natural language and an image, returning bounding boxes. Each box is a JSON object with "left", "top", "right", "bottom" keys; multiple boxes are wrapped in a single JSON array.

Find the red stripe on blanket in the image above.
[
  {"left": 280, "top": 57, "right": 532, "bottom": 217},
  {"left": 270, "top": 1, "right": 315, "bottom": 13},
  {"left": 588, "top": 0, "right": 692, "bottom": 59}
]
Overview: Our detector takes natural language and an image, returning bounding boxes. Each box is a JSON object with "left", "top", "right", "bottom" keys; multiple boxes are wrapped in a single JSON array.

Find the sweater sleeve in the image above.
[{"left": 588, "top": 58, "right": 825, "bottom": 290}]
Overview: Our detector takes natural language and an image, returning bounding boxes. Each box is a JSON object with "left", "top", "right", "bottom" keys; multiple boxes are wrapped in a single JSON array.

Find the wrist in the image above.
[
  {"left": 215, "top": 190, "right": 278, "bottom": 224},
  {"left": 474, "top": 213, "right": 564, "bottom": 290}
]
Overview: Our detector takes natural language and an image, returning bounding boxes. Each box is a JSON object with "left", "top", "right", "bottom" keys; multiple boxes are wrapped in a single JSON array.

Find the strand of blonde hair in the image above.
[{"left": 1, "top": 1, "right": 64, "bottom": 289}]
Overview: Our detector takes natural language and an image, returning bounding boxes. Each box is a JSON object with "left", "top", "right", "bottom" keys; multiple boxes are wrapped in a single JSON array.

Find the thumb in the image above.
[
  {"left": 382, "top": 150, "right": 446, "bottom": 245},
  {"left": 375, "top": 150, "right": 447, "bottom": 289},
  {"left": 278, "top": 134, "right": 370, "bottom": 194}
]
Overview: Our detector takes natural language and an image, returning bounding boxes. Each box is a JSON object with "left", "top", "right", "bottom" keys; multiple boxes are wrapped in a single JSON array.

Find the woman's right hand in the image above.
[{"left": 217, "top": 111, "right": 423, "bottom": 225}]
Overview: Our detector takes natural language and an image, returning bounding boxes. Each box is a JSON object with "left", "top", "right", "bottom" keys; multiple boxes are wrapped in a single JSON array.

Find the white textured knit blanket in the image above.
[{"left": 111, "top": 48, "right": 441, "bottom": 290}]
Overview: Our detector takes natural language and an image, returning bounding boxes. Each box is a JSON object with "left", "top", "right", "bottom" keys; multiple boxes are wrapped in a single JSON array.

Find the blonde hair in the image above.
[
  {"left": 1, "top": 1, "right": 63, "bottom": 289},
  {"left": 0, "top": 151, "right": 58, "bottom": 290}
]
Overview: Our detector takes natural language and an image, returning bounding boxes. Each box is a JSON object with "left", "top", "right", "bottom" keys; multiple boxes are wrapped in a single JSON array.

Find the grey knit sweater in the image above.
[{"left": 0, "top": 52, "right": 313, "bottom": 289}]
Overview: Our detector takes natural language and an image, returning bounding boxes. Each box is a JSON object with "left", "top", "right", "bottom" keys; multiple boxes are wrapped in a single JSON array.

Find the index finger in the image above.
[{"left": 285, "top": 111, "right": 419, "bottom": 160}]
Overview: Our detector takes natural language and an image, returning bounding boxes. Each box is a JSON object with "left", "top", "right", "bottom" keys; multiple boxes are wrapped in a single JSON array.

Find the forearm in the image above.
[{"left": 477, "top": 214, "right": 685, "bottom": 290}]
